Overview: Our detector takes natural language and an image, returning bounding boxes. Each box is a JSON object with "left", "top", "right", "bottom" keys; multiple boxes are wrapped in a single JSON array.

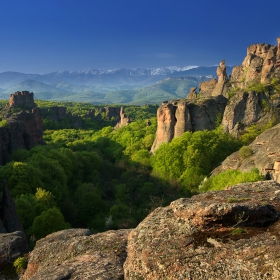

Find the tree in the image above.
[{"left": 30, "top": 207, "right": 70, "bottom": 239}]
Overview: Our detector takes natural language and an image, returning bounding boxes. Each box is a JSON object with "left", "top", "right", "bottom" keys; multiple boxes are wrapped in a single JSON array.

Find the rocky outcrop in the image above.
[
  {"left": 199, "top": 78, "right": 217, "bottom": 97},
  {"left": 16, "top": 180, "right": 280, "bottom": 279},
  {"left": 186, "top": 87, "right": 197, "bottom": 99},
  {"left": 276, "top": 37, "right": 280, "bottom": 71},
  {"left": 40, "top": 106, "right": 83, "bottom": 129},
  {"left": 114, "top": 107, "right": 132, "bottom": 130},
  {"left": 0, "top": 181, "right": 28, "bottom": 266},
  {"left": 211, "top": 60, "right": 229, "bottom": 96},
  {"left": 231, "top": 40, "right": 279, "bottom": 88},
  {"left": 212, "top": 123, "right": 280, "bottom": 181},
  {"left": 0, "top": 91, "right": 44, "bottom": 165},
  {"left": 124, "top": 180, "right": 280, "bottom": 279},
  {"left": 22, "top": 228, "right": 131, "bottom": 280},
  {"left": 221, "top": 91, "right": 273, "bottom": 137},
  {"left": 9, "top": 91, "right": 36, "bottom": 109},
  {"left": 151, "top": 96, "right": 228, "bottom": 153}
]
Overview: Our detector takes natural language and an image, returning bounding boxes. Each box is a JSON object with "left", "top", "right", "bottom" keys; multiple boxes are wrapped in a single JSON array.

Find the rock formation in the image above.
[
  {"left": 186, "top": 87, "right": 197, "bottom": 99},
  {"left": 8, "top": 91, "right": 36, "bottom": 109},
  {"left": 199, "top": 78, "right": 217, "bottom": 97},
  {"left": 231, "top": 40, "right": 279, "bottom": 88},
  {"left": 221, "top": 91, "right": 273, "bottom": 137},
  {"left": 124, "top": 180, "right": 280, "bottom": 279},
  {"left": 0, "top": 181, "right": 28, "bottom": 266},
  {"left": 114, "top": 107, "right": 132, "bottom": 130},
  {"left": 40, "top": 106, "right": 83, "bottom": 129},
  {"left": 213, "top": 122, "right": 280, "bottom": 180},
  {"left": 151, "top": 96, "right": 228, "bottom": 153},
  {"left": 21, "top": 180, "right": 280, "bottom": 279},
  {"left": 22, "top": 228, "right": 131, "bottom": 280},
  {"left": 276, "top": 37, "right": 280, "bottom": 70},
  {"left": 211, "top": 60, "right": 229, "bottom": 96},
  {"left": 0, "top": 91, "right": 44, "bottom": 164}
]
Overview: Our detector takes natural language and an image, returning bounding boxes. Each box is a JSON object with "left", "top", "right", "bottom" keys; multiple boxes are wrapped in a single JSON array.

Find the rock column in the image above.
[{"left": 276, "top": 37, "right": 280, "bottom": 72}]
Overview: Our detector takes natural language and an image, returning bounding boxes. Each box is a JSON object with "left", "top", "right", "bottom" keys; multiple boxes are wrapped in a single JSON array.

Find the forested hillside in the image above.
[{"left": 0, "top": 99, "right": 257, "bottom": 244}]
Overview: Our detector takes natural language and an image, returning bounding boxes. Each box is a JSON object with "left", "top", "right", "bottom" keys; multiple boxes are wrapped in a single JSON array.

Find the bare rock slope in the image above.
[
  {"left": 124, "top": 180, "right": 280, "bottom": 279},
  {"left": 22, "top": 229, "right": 131, "bottom": 280},
  {"left": 213, "top": 123, "right": 280, "bottom": 182},
  {"left": 21, "top": 180, "right": 280, "bottom": 280}
]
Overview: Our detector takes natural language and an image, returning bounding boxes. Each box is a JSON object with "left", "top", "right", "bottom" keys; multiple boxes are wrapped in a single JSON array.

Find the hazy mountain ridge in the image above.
[{"left": 0, "top": 66, "right": 233, "bottom": 104}]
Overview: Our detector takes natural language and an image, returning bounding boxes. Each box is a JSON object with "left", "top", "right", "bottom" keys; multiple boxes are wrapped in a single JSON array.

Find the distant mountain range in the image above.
[{"left": 0, "top": 65, "right": 234, "bottom": 104}]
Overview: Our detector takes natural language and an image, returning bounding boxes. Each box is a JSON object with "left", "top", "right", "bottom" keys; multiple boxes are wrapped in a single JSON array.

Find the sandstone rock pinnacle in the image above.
[
  {"left": 276, "top": 37, "right": 280, "bottom": 72},
  {"left": 8, "top": 91, "right": 36, "bottom": 109},
  {"left": 186, "top": 87, "right": 197, "bottom": 99}
]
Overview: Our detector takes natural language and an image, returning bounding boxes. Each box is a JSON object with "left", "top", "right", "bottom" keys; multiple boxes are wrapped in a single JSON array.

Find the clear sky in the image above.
[{"left": 0, "top": 0, "right": 279, "bottom": 73}]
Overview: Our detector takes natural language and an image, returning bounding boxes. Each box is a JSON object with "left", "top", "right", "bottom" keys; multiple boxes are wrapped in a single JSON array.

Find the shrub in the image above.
[
  {"left": 0, "top": 119, "right": 7, "bottom": 127},
  {"left": 13, "top": 256, "right": 28, "bottom": 274},
  {"left": 200, "top": 168, "right": 263, "bottom": 192},
  {"left": 238, "top": 146, "right": 253, "bottom": 159}
]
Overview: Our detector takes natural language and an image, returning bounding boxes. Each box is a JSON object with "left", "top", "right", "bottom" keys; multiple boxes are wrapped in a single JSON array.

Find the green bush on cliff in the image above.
[
  {"left": 152, "top": 128, "right": 242, "bottom": 192},
  {"left": 238, "top": 146, "right": 253, "bottom": 159},
  {"left": 200, "top": 168, "right": 263, "bottom": 192}
]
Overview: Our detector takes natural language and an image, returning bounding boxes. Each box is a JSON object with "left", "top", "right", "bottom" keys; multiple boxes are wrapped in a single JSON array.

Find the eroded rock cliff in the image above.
[
  {"left": 231, "top": 39, "right": 280, "bottom": 88},
  {"left": 151, "top": 96, "right": 228, "bottom": 153},
  {"left": 0, "top": 91, "right": 44, "bottom": 165},
  {"left": 212, "top": 122, "right": 280, "bottom": 181}
]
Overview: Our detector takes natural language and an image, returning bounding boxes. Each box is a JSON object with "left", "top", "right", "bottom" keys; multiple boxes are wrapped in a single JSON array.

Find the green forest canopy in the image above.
[{"left": 0, "top": 100, "right": 264, "bottom": 243}]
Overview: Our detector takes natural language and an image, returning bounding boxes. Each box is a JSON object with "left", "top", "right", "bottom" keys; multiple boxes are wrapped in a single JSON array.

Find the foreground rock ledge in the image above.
[
  {"left": 22, "top": 228, "right": 131, "bottom": 280},
  {"left": 124, "top": 180, "right": 280, "bottom": 280}
]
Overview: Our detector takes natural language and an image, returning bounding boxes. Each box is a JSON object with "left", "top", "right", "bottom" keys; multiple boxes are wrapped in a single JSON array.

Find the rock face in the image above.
[
  {"left": 9, "top": 91, "right": 36, "bottom": 109},
  {"left": 186, "top": 87, "right": 197, "bottom": 99},
  {"left": 0, "top": 181, "right": 28, "bottom": 266},
  {"left": 199, "top": 78, "right": 217, "bottom": 97},
  {"left": 114, "top": 107, "right": 132, "bottom": 130},
  {"left": 276, "top": 37, "right": 280, "bottom": 71},
  {"left": 231, "top": 40, "right": 279, "bottom": 88},
  {"left": 212, "top": 123, "right": 280, "bottom": 181},
  {"left": 151, "top": 96, "right": 228, "bottom": 153},
  {"left": 221, "top": 91, "right": 272, "bottom": 137},
  {"left": 22, "top": 228, "right": 131, "bottom": 280},
  {"left": 124, "top": 180, "right": 280, "bottom": 279},
  {"left": 0, "top": 91, "right": 44, "bottom": 165},
  {"left": 40, "top": 106, "right": 83, "bottom": 129},
  {"left": 211, "top": 60, "right": 229, "bottom": 96}
]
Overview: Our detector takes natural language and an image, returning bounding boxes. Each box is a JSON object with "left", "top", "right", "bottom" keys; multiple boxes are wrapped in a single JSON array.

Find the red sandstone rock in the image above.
[
  {"left": 186, "top": 87, "right": 197, "bottom": 99},
  {"left": 114, "top": 107, "right": 132, "bottom": 130},
  {"left": 124, "top": 180, "right": 280, "bottom": 279},
  {"left": 22, "top": 228, "right": 131, "bottom": 280},
  {"left": 8, "top": 91, "right": 36, "bottom": 109}
]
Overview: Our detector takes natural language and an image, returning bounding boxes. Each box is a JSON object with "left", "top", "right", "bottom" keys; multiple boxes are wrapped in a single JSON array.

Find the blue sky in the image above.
[{"left": 0, "top": 0, "right": 279, "bottom": 73}]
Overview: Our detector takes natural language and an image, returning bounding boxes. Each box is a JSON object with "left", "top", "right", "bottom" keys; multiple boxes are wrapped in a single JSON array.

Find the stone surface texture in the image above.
[
  {"left": 231, "top": 40, "right": 279, "bottom": 88},
  {"left": 0, "top": 91, "right": 44, "bottom": 165},
  {"left": 114, "top": 107, "right": 132, "bottom": 130},
  {"left": 124, "top": 180, "right": 280, "bottom": 279},
  {"left": 21, "top": 228, "right": 131, "bottom": 280},
  {"left": 8, "top": 91, "right": 36, "bottom": 109},
  {"left": 212, "top": 123, "right": 280, "bottom": 181},
  {"left": 211, "top": 60, "right": 229, "bottom": 96},
  {"left": 151, "top": 96, "right": 228, "bottom": 153},
  {"left": 0, "top": 182, "right": 28, "bottom": 267},
  {"left": 199, "top": 78, "right": 217, "bottom": 97},
  {"left": 221, "top": 91, "right": 272, "bottom": 137},
  {"left": 186, "top": 87, "right": 197, "bottom": 99}
]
